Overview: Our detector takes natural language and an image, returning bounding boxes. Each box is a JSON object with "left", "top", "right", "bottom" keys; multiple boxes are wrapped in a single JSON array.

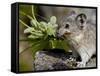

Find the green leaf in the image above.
[
  {"left": 24, "top": 27, "right": 35, "bottom": 33},
  {"left": 53, "top": 24, "right": 58, "bottom": 29},
  {"left": 31, "top": 31, "right": 44, "bottom": 37},
  {"left": 28, "top": 35, "right": 39, "bottom": 39},
  {"left": 30, "top": 19, "right": 37, "bottom": 27},
  {"left": 47, "top": 24, "right": 56, "bottom": 36},
  {"left": 50, "top": 16, "right": 57, "bottom": 24},
  {"left": 40, "top": 21, "right": 47, "bottom": 30}
]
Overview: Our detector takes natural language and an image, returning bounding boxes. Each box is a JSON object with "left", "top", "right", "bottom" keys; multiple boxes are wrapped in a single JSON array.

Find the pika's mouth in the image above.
[
  {"left": 56, "top": 36, "right": 65, "bottom": 40},
  {"left": 56, "top": 32, "right": 71, "bottom": 40},
  {"left": 64, "top": 32, "right": 71, "bottom": 35}
]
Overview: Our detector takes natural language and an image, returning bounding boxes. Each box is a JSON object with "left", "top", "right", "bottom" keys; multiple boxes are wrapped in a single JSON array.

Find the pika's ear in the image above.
[
  {"left": 76, "top": 13, "right": 87, "bottom": 24},
  {"left": 75, "top": 13, "right": 87, "bottom": 29}
]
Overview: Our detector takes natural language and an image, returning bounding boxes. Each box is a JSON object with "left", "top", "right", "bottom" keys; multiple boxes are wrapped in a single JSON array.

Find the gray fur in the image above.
[{"left": 57, "top": 12, "right": 96, "bottom": 67}]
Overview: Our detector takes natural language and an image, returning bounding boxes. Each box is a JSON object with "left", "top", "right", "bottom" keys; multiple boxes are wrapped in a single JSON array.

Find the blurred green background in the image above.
[{"left": 19, "top": 5, "right": 34, "bottom": 72}]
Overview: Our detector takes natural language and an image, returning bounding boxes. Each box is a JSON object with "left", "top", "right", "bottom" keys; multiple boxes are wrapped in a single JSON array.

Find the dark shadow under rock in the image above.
[
  {"left": 34, "top": 50, "right": 96, "bottom": 71},
  {"left": 43, "top": 49, "right": 72, "bottom": 60}
]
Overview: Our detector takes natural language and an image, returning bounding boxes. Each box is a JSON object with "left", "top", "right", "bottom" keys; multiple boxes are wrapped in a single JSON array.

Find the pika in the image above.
[{"left": 57, "top": 11, "right": 96, "bottom": 67}]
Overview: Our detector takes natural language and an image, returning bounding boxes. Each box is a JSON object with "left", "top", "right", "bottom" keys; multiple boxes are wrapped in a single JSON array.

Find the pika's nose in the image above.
[
  {"left": 56, "top": 32, "right": 64, "bottom": 39},
  {"left": 57, "top": 34, "right": 62, "bottom": 38}
]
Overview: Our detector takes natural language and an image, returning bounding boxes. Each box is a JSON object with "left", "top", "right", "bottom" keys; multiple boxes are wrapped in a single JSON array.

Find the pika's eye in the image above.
[{"left": 65, "top": 24, "right": 69, "bottom": 28}]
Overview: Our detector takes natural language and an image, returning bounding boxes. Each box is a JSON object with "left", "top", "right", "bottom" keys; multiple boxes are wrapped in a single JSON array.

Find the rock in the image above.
[
  {"left": 34, "top": 50, "right": 96, "bottom": 71},
  {"left": 34, "top": 49, "right": 76, "bottom": 71}
]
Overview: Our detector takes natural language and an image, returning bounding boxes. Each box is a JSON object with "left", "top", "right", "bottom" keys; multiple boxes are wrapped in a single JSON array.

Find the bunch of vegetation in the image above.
[{"left": 19, "top": 5, "right": 70, "bottom": 60}]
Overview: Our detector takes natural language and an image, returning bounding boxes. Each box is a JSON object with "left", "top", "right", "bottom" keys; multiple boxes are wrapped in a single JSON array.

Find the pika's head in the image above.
[{"left": 57, "top": 11, "right": 87, "bottom": 39}]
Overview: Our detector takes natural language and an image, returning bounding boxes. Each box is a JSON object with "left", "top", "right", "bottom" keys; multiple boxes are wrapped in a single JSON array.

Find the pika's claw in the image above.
[{"left": 77, "top": 62, "right": 86, "bottom": 68}]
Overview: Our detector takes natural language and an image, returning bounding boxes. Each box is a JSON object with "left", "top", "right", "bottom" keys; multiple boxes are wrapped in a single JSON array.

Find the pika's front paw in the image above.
[{"left": 77, "top": 62, "right": 86, "bottom": 68}]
